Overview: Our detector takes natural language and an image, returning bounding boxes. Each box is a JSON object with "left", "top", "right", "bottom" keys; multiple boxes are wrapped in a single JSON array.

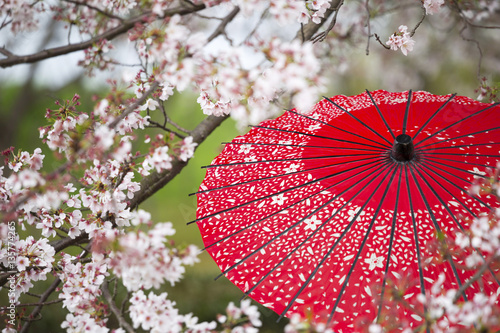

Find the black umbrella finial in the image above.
[{"left": 391, "top": 134, "right": 415, "bottom": 162}]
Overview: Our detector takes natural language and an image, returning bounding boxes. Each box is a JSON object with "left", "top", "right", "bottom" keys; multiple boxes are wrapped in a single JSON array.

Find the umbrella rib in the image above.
[
  {"left": 412, "top": 94, "right": 457, "bottom": 141},
  {"left": 219, "top": 162, "right": 395, "bottom": 285},
  {"left": 421, "top": 152, "right": 500, "bottom": 159},
  {"left": 276, "top": 164, "right": 396, "bottom": 321},
  {"left": 193, "top": 157, "right": 383, "bottom": 196},
  {"left": 417, "top": 126, "right": 500, "bottom": 150},
  {"left": 327, "top": 166, "right": 399, "bottom": 326},
  {"left": 376, "top": 168, "right": 402, "bottom": 322},
  {"left": 420, "top": 154, "right": 492, "bottom": 170},
  {"left": 324, "top": 97, "right": 393, "bottom": 146},
  {"left": 411, "top": 164, "right": 466, "bottom": 231},
  {"left": 202, "top": 153, "right": 382, "bottom": 169},
  {"left": 252, "top": 124, "right": 389, "bottom": 149},
  {"left": 419, "top": 163, "right": 481, "bottom": 218},
  {"left": 414, "top": 101, "right": 500, "bottom": 147},
  {"left": 407, "top": 164, "right": 468, "bottom": 301},
  {"left": 365, "top": 90, "right": 396, "bottom": 140},
  {"left": 189, "top": 158, "right": 385, "bottom": 225},
  {"left": 222, "top": 141, "right": 383, "bottom": 153},
  {"left": 404, "top": 165, "right": 427, "bottom": 312},
  {"left": 201, "top": 161, "right": 388, "bottom": 253},
  {"left": 402, "top": 89, "right": 412, "bottom": 135},
  {"left": 417, "top": 142, "right": 500, "bottom": 152},
  {"left": 422, "top": 158, "right": 490, "bottom": 180},
  {"left": 423, "top": 159, "right": 491, "bottom": 210},
  {"left": 286, "top": 109, "right": 389, "bottom": 147}
]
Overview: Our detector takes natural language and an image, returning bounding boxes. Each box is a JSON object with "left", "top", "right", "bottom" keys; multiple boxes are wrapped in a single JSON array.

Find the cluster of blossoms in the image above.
[
  {"left": 413, "top": 273, "right": 500, "bottom": 332},
  {"left": 78, "top": 39, "right": 115, "bottom": 76},
  {"left": 58, "top": 254, "right": 109, "bottom": 332},
  {"left": 0, "top": 236, "right": 55, "bottom": 302},
  {"left": 385, "top": 0, "right": 444, "bottom": 56},
  {"left": 0, "top": 0, "right": 43, "bottom": 34},
  {"left": 386, "top": 25, "right": 416, "bottom": 56},
  {"left": 196, "top": 38, "right": 325, "bottom": 126},
  {"left": 285, "top": 314, "right": 334, "bottom": 333},
  {"left": 129, "top": 290, "right": 216, "bottom": 332},
  {"left": 106, "top": 222, "right": 199, "bottom": 290},
  {"left": 422, "top": 0, "right": 445, "bottom": 15}
]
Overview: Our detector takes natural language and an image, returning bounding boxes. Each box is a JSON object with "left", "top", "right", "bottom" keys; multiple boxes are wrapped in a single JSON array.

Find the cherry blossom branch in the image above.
[
  {"left": 129, "top": 114, "right": 229, "bottom": 210},
  {"left": 108, "top": 82, "right": 160, "bottom": 129},
  {"left": 207, "top": 6, "right": 240, "bottom": 43},
  {"left": 0, "top": 14, "right": 147, "bottom": 68},
  {"left": 2, "top": 115, "right": 228, "bottom": 289},
  {"left": 452, "top": 254, "right": 497, "bottom": 303},
  {"left": 0, "top": 4, "right": 206, "bottom": 68},
  {"left": 102, "top": 280, "right": 136, "bottom": 333},
  {"left": 296, "top": 2, "right": 338, "bottom": 42},
  {"left": 450, "top": 0, "right": 500, "bottom": 30},
  {"left": 364, "top": 0, "right": 372, "bottom": 55},
  {"left": 311, "top": 0, "right": 345, "bottom": 43},
  {"left": 459, "top": 24, "right": 484, "bottom": 81},
  {"left": 147, "top": 120, "right": 186, "bottom": 139},
  {"left": 409, "top": 6, "right": 426, "bottom": 37},
  {"left": 14, "top": 298, "right": 63, "bottom": 307},
  {"left": 373, "top": 33, "right": 390, "bottom": 50}
]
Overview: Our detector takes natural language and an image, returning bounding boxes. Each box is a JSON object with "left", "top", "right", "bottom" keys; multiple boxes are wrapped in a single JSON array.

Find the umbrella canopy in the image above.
[{"left": 193, "top": 90, "right": 500, "bottom": 331}]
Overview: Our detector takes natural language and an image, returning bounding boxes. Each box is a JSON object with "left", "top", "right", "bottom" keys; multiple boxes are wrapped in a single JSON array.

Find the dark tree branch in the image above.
[
  {"left": 311, "top": 0, "right": 345, "bottom": 43},
  {"left": 0, "top": 4, "right": 206, "bottom": 68},
  {"left": 147, "top": 120, "right": 186, "bottom": 139},
  {"left": 373, "top": 33, "right": 390, "bottom": 49},
  {"left": 207, "top": 6, "right": 240, "bottom": 43},
  {"left": 295, "top": 0, "right": 342, "bottom": 42},
  {"left": 410, "top": 6, "right": 427, "bottom": 37},
  {"left": 0, "top": 13, "right": 148, "bottom": 68},
  {"left": 129, "top": 114, "right": 229, "bottom": 210}
]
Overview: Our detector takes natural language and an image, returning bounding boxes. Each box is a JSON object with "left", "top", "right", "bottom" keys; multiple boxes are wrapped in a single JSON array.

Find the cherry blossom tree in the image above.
[{"left": 0, "top": 0, "right": 499, "bottom": 332}]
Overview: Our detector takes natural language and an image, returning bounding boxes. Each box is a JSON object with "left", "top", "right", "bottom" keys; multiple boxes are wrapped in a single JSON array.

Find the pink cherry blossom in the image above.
[
  {"left": 386, "top": 25, "right": 416, "bottom": 56},
  {"left": 423, "top": 0, "right": 445, "bottom": 15}
]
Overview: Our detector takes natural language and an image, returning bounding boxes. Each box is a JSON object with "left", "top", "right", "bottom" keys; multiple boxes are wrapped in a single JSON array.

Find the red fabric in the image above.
[{"left": 195, "top": 90, "right": 500, "bottom": 331}]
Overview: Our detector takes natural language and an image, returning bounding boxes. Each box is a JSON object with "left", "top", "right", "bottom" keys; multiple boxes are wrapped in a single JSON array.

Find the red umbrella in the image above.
[{"left": 193, "top": 90, "right": 500, "bottom": 331}]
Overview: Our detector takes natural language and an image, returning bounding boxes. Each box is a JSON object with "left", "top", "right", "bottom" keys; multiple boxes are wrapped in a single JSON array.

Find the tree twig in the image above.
[
  {"left": 410, "top": 6, "right": 426, "bottom": 37},
  {"left": 102, "top": 280, "right": 136, "bottom": 333},
  {"left": 108, "top": 82, "right": 160, "bottom": 129},
  {"left": 207, "top": 6, "right": 240, "bottom": 43},
  {"left": 295, "top": 0, "right": 342, "bottom": 42},
  {"left": 147, "top": 120, "right": 186, "bottom": 139},
  {"left": 364, "top": 0, "right": 371, "bottom": 55},
  {"left": 373, "top": 33, "right": 390, "bottom": 49},
  {"left": 19, "top": 277, "right": 61, "bottom": 333},
  {"left": 311, "top": 0, "right": 345, "bottom": 43},
  {"left": 452, "top": 255, "right": 496, "bottom": 303}
]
